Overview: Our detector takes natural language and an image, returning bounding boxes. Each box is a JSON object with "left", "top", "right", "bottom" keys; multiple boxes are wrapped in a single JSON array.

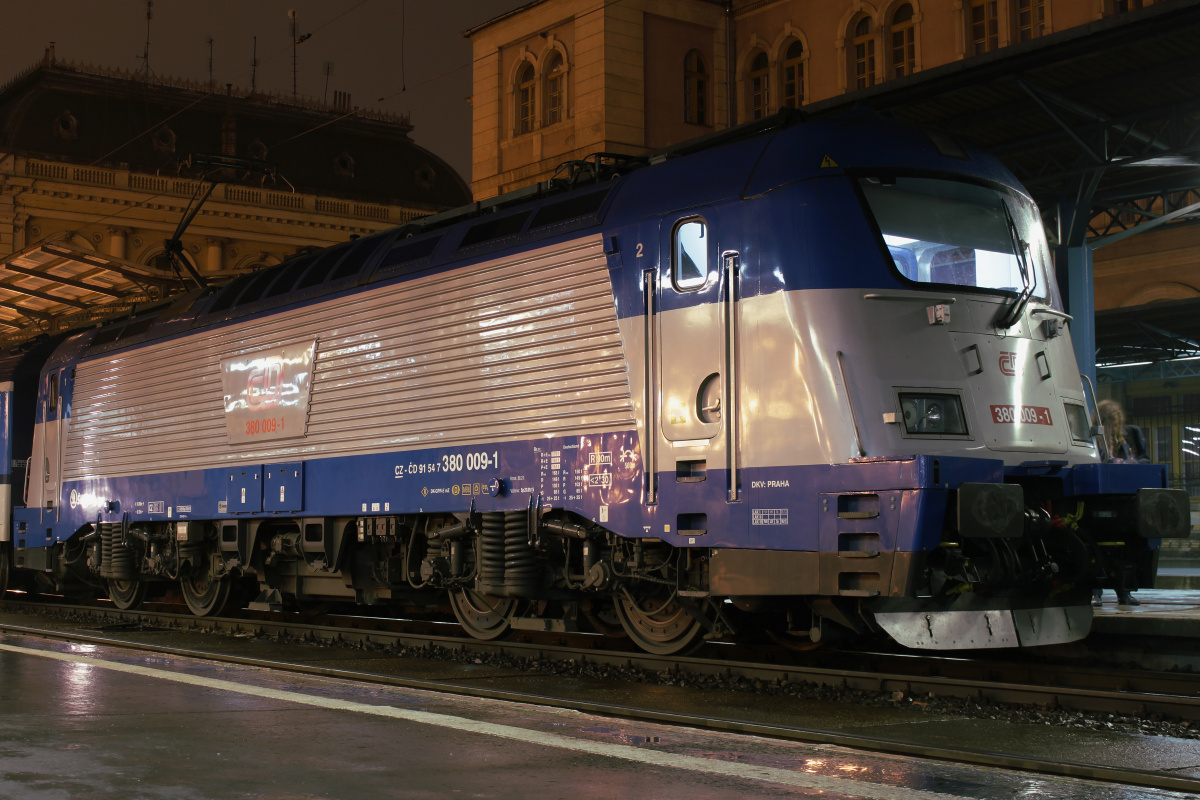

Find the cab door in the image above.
[
  {"left": 659, "top": 213, "right": 724, "bottom": 443},
  {"left": 648, "top": 210, "right": 742, "bottom": 505},
  {"left": 28, "top": 369, "right": 64, "bottom": 512}
]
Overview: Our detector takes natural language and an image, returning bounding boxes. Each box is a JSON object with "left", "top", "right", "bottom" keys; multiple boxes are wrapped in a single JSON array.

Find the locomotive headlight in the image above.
[
  {"left": 926, "top": 402, "right": 943, "bottom": 427},
  {"left": 897, "top": 392, "right": 968, "bottom": 436}
]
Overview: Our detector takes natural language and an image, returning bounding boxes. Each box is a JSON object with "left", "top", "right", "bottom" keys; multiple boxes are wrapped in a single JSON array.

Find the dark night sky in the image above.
[{"left": 0, "top": 0, "right": 531, "bottom": 183}]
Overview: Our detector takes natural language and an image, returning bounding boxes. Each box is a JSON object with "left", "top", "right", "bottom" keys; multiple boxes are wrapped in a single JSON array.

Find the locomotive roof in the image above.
[{"left": 68, "top": 108, "right": 1019, "bottom": 362}]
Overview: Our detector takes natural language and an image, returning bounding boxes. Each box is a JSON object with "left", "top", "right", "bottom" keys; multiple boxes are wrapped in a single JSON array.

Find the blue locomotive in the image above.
[{"left": 0, "top": 110, "right": 1187, "bottom": 654}]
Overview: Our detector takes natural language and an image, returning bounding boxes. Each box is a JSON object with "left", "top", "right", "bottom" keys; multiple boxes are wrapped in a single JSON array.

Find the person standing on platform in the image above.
[
  {"left": 1093, "top": 399, "right": 1151, "bottom": 607},
  {"left": 1099, "top": 399, "right": 1150, "bottom": 465}
]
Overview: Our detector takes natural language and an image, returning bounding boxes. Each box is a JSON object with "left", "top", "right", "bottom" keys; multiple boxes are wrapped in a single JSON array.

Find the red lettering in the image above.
[
  {"left": 246, "top": 360, "right": 283, "bottom": 410},
  {"left": 990, "top": 404, "right": 1053, "bottom": 426}
]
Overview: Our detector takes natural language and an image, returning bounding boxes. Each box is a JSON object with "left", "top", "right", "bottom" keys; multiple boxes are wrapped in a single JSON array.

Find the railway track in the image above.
[
  {"left": 10, "top": 595, "right": 1200, "bottom": 720},
  {"left": 3, "top": 596, "right": 1200, "bottom": 794}
]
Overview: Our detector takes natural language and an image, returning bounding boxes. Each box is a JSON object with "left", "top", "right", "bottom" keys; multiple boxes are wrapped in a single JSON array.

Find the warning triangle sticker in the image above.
[{"left": 819, "top": 154, "right": 839, "bottom": 168}]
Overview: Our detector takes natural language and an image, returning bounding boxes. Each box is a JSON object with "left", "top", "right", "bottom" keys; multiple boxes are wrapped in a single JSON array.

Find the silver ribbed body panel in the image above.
[{"left": 64, "top": 236, "right": 634, "bottom": 480}]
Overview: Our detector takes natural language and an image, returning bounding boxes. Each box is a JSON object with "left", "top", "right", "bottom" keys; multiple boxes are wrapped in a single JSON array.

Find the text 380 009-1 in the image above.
[
  {"left": 989, "top": 405, "right": 1053, "bottom": 425},
  {"left": 245, "top": 416, "right": 285, "bottom": 436}
]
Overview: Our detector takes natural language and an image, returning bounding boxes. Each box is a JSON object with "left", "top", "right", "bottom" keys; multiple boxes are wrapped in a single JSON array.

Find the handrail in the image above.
[
  {"left": 837, "top": 351, "right": 866, "bottom": 458},
  {"left": 1080, "top": 372, "right": 1109, "bottom": 460},
  {"left": 643, "top": 270, "right": 658, "bottom": 505},
  {"left": 723, "top": 252, "right": 741, "bottom": 502}
]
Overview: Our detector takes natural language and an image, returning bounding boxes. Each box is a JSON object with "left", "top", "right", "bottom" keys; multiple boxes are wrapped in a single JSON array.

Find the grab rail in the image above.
[{"left": 837, "top": 351, "right": 866, "bottom": 458}]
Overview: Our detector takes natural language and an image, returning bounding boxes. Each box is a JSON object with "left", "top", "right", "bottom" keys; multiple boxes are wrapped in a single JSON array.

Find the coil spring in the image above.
[
  {"left": 99, "top": 523, "right": 115, "bottom": 579},
  {"left": 100, "top": 522, "right": 135, "bottom": 580},
  {"left": 503, "top": 510, "right": 537, "bottom": 597},
  {"left": 108, "top": 541, "right": 134, "bottom": 581},
  {"left": 477, "top": 512, "right": 506, "bottom": 596}
]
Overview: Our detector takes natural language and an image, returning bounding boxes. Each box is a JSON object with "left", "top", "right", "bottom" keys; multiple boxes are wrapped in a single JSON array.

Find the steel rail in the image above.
[
  {"left": 2, "top": 602, "right": 1200, "bottom": 794},
  {"left": 6, "top": 598, "right": 1200, "bottom": 718}
]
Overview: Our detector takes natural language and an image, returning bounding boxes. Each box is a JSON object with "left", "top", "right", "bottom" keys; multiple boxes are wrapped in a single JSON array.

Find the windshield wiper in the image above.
[{"left": 994, "top": 202, "right": 1035, "bottom": 329}]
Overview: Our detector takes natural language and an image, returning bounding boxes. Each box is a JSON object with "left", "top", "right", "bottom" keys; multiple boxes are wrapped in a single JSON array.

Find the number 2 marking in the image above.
[{"left": 636, "top": 243, "right": 644, "bottom": 257}]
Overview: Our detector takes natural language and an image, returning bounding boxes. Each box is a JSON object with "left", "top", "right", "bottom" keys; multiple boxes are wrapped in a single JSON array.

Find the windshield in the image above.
[{"left": 859, "top": 176, "right": 1052, "bottom": 302}]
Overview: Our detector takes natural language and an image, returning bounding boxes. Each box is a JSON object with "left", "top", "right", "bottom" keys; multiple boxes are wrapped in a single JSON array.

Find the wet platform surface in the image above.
[
  {"left": 1, "top": 609, "right": 1198, "bottom": 799},
  {"left": 1091, "top": 587, "right": 1200, "bottom": 639}
]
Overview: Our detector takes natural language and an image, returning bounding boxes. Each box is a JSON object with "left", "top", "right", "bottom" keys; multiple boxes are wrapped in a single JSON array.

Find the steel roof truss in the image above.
[
  {"left": 1134, "top": 320, "right": 1200, "bottom": 354},
  {"left": 1089, "top": 189, "right": 1200, "bottom": 238},
  {"left": 0, "top": 280, "right": 91, "bottom": 309},
  {"left": 1090, "top": 198, "right": 1200, "bottom": 248},
  {"left": 0, "top": 301, "right": 52, "bottom": 321},
  {"left": 1017, "top": 78, "right": 1107, "bottom": 165},
  {"left": 0, "top": 263, "right": 128, "bottom": 299},
  {"left": 996, "top": 99, "right": 1200, "bottom": 191},
  {"left": 38, "top": 245, "right": 183, "bottom": 290}
]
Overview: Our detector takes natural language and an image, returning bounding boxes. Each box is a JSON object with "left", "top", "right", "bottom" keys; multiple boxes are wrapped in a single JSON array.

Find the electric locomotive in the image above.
[{"left": 0, "top": 110, "right": 1188, "bottom": 654}]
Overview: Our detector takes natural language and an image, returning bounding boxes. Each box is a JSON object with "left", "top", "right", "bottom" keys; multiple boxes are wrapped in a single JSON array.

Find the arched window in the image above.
[
  {"left": 544, "top": 52, "right": 565, "bottom": 126},
  {"left": 889, "top": 4, "right": 916, "bottom": 78},
  {"left": 967, "top": 0, "right": 999, "bottom": 55},
  {"left": 748, "top": 50, "right": 770, "bottom": 120},
  {"left": 684, "top": 50, "right": 708, "bottom": 125},
  {"left": 515, "top": 61, "right": 536, "bottom": 135},
  {"left": 851, "top": 17, "right": 875, "bottom": 90},
  {"left": 1015, "top": 0, "right": 1046, "bottom": 41},
  {"left": 781, "top": 40, "right": 804, "bottom": 109}
]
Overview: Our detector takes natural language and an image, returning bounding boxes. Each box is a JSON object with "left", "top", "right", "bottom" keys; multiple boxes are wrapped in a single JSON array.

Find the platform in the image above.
[
  {"left": 0, "top": 631, "right": 1147, "bottom": 800},
  {"left": 1153, "top": 566, "right": 1200, "bottom": 590},
  {"left": 1090, "top": 588, "right": 1200, "bottom": 643},
  {"left": 1, "top": 613, "right": 1198, "bottom": 799},
  {"left": 1090, "top": 567, "right": 1200, "bottom": 640}
]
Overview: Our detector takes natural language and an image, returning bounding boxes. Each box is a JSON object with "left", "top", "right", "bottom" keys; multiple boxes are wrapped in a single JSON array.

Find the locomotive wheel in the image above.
[
  {"left": 106, "top": 579, "right": 147, "bottom": 610},
  {"left": 293, "top": 596, "right": 333, "bottom": 617},
  {"left": 581, "top": 597, "right": 627, "bottom": 638},
  {"left": 613, "top": 588, "right": 707, "bottom": 655},
  {"left": 766, "top": 629, "right": 824, "bottom": 652},
  {"left": 181, "top": 572, "right": 232, "bottom": 617},
  {"left": 448, "top": 588, "right": 519, "bottom": 640}
]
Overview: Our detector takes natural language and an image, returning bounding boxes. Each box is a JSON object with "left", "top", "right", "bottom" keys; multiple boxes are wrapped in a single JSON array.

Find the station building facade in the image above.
[
  {"left": 0, "top": 48, "right": 470, "bottom": 345},
  {"left": 465, "top": 0, "right": 1158, "bottom": 198}
]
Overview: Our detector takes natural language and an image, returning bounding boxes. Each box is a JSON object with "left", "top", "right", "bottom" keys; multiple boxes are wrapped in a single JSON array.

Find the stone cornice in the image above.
[{"left": 13, "top": 156, "right": 419, "bottom": 232}]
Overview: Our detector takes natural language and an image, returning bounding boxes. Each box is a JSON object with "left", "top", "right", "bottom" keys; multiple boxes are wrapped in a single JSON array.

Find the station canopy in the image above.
[{"left": 0, "top": 239, "right": 187, "bottom": 337}]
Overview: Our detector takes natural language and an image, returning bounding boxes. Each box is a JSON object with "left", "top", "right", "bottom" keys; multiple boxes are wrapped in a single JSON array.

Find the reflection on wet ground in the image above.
[{"left": 0, "top": 626, "right": 1197, "bottom": 799}]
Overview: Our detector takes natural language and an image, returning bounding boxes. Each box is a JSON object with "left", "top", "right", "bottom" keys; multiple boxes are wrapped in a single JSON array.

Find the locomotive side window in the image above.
[
  {"left": 673, "top": 219, "right": 708, "bottom": 290},
  {"left": 1064, "top": 402, "right": 1094, "bottom": 444},
  {"left": 860, "top": 176, "right": 1052, "bottom": 302}
]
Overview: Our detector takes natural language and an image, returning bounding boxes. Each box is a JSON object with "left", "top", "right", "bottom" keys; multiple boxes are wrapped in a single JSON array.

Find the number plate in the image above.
[
  {"left": 990, "top": 404, "right": 1053, "bottom": 426},
  {"left": 220, "top": 340, "right": 316, "bottom": 444}
]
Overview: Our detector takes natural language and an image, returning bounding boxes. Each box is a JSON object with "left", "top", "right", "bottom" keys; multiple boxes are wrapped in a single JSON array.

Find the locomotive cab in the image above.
[{"left": 735, "top": 144, "right": 1191, "bottom": 647}]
